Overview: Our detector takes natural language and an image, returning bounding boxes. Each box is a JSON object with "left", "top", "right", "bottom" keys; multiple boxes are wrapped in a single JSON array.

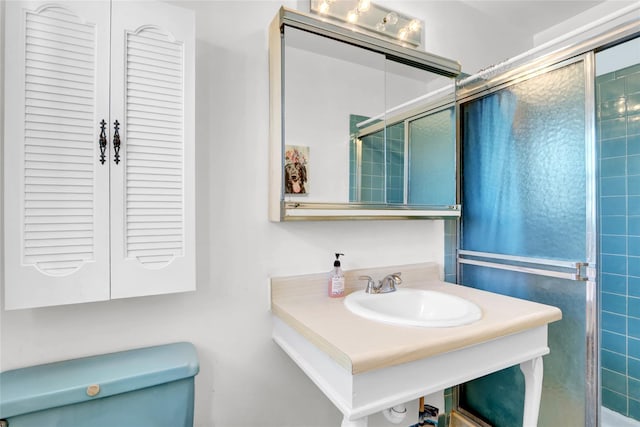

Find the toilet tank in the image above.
[{"left": 0, "top": 342, "right": 199, "bottom": 427}]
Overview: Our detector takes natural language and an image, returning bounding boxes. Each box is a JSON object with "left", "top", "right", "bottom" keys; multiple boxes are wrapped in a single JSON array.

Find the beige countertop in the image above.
[{"left": 271, "top": 263, "right": 562, "bottom": 375}]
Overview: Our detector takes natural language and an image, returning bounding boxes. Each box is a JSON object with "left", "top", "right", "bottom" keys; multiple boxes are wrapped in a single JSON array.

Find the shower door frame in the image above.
[{"left": 453, "top": 20, "right": 640, "bottom": 427}]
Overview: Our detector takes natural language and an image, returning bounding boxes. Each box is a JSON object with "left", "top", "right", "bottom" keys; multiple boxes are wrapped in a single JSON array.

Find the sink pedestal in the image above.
[{"left": 273, "top": 316, "right": 547, "bottom": 427}]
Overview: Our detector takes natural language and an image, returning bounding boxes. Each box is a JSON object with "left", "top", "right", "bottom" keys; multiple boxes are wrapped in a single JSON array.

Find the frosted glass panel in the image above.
[
  {"left": 461, "top": 62, "right": 586, "bottom": 260},
  {"left": 460, "top": 60, "right": 587, "bottom": 427},
  {"left": 408, "top": 107, "right": 456, "bottom": 205},
  {"left": 460, "top": 266, "right": 586, "bottom": 427}
]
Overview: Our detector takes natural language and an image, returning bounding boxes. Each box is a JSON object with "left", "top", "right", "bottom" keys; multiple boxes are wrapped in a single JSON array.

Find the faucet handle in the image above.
[
  {"left": 389, "top": 272, "right": 402, "bottom": 285},
  {"left": 379, "top": 272, "right": 402, "bottom": 293},
  {"left": 359, "top": 275, "right": 377, "bottom": 294}
]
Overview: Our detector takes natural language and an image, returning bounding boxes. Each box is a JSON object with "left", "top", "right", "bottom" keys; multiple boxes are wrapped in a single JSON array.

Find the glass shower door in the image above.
[{"left": 457, "top": 55, "right": 596, "bottom": 426}]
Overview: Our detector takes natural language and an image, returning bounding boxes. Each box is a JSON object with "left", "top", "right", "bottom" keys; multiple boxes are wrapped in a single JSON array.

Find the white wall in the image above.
[
  {"left": 596, "top": 36, "right": 640, "bottom": 76},
  {"left": 0, "top": 1, "right": 535, "bottom": 426},
  {"left": 533, "top": 0, "right": 639, "bottom": 48}
]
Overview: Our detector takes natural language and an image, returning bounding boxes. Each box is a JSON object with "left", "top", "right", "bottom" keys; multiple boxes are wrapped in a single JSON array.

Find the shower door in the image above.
[{"left": 456, "top": 54, "right": 597, "bottom": 426}]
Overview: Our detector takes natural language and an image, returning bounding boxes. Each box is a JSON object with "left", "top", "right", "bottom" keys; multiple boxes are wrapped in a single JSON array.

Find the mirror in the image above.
[
  {"left": 350, "top": 59, "right": 456, "bottom": 205},
  {"left": 269, "top": 7, "right": 461, "bottom": 220},
  {"left": 283, "top": 27, "right": 386, "bottom": 202}
]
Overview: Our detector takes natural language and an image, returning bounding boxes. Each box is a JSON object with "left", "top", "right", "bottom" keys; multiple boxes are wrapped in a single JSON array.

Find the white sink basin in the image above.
[{"left": 344, "top": 288, "right": 482, "bottom": 328}]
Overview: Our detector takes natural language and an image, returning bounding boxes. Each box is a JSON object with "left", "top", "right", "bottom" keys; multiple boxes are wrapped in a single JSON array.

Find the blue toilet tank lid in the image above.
[{"left": 0, "top": 342, "right": 199, "bottom": 419}]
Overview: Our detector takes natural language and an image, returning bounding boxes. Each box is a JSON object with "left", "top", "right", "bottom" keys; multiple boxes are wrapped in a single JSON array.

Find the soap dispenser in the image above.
[{"left": 328, "top": 253, "right": 345, "bottom": 298}]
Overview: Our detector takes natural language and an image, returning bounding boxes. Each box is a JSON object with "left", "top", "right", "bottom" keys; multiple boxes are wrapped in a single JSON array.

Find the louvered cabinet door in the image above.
[
  {"left": 109, "top": 2, "right": 195, "bottom": 299},
  {"left": 3, "top": 1, "right": 111, "bottom": 309}
]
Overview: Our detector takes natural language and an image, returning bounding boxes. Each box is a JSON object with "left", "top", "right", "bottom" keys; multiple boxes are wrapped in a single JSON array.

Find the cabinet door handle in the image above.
[
  {"left": 113, "top": 120, "right": 121, "bottom": 165},
  {"left": 98, "top": 119, "right": 107, "bottom": 164}
]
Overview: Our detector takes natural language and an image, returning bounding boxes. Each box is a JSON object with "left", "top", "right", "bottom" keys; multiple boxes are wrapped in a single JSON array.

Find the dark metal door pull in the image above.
[
  {"left": 98, "top": 119, "right": 107, "bottom": 164},
  {"left": 113, "top": 120, "right": 121, "bottom": 165}
]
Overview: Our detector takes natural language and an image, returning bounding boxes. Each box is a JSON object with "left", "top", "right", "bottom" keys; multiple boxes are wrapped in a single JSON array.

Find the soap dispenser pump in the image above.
[{"left": 328, "top": 253, "right": 345, "bottom": 298}]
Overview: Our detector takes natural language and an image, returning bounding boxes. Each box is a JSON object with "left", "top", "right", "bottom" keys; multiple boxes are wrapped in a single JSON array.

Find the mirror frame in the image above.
[{"left": 269, "top": 7, "right": 462, "bottom": 221}]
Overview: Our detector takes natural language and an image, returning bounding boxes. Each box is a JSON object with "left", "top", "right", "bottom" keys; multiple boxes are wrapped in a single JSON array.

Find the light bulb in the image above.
[
  {"left": 408, "top": 19, "right": 420, "bottom": 32},
  {"left": 385, "top": 12, "right": 398, "bottom": 25},
  {"left": 376, "top": 22, "right": 386, "bottom": 32},
  {"left": 319, "top": 1, "right": 330, "bottom": 14},
  {"left": 358, "top": 0, "right": 371, "bottom": 12},
  {"left": 398, "top": 27, "right": 408, "bottom": 40},
  {"left": 347, "top": 9, "right": 359, "bottom": 23}
]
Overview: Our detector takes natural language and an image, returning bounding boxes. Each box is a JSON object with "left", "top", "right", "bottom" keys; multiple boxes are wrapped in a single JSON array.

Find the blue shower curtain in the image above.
[{"left": 462, "top": 90, "right": 522, "bottom": 255}]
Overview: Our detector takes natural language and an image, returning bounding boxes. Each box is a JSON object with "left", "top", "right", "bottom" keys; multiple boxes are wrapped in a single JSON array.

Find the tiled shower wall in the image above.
[
  {"left": 349, "top": 115, "right": 405, "bottom": 203},
  {"left": 599, "top": 62, "right": 640, "bottom": 420},
  {"left": 385, "top": 124, "right": 405, "bottom": 204},
  {"left": 443, "top": 219, "right": 458, "bottom": 423}
]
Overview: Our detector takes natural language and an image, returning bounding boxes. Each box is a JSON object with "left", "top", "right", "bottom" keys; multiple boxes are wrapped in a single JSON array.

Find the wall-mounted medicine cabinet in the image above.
[{"left": 269, "top": 7, "right": 462, "bottom": 221}]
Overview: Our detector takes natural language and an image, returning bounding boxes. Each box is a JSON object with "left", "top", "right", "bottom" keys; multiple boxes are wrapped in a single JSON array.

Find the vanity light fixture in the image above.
[
  {"left": 347, "top": 8, "right": 359, "bottom": 23},
  {"left": 309, "top": 0, "right": 423, "bottom": 48},
  {"left": 398, "top": 27, "right": 408, "bottom": 41},
  {"left": 318, "top": 1, "right": 330, "bottom": 14},
  {"left": 358, "top": 0, "right": 371, "bottom": 12}
]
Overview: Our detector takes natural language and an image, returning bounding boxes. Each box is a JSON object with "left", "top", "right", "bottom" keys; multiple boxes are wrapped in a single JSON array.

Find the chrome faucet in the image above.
[
  {"left": 359, "top": 275, "right": 377, "bottom": 293},
  {"left": 380, "top": 272, "right": 402, "bottom": 293},
  {"left": 359, "top": 272, "right": 402, "bottom": 294}
]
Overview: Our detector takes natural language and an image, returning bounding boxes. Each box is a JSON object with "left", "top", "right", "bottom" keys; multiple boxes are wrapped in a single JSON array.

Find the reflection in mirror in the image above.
[
  {"left": 284, "top": 27, "right": 386, "bottom": 203},
  {"left": 285, "top": 26, "right": 455, "bottom": 206},
  {"left": 349, "top": 76, "right": 455, "bottom": 205},
  {"left": 407, "top": 106, "right": 455, "bottom": 205}
]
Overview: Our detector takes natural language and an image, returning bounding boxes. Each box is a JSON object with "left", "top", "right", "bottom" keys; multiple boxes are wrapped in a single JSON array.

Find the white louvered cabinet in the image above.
[{"left": 3, "top": 1, "right": 195, "bottom": 309}]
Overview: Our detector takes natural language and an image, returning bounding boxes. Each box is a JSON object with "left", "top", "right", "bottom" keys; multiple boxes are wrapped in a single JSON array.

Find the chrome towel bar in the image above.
[{"left": 458, "top": 250, "right": 589, "bottom": 281}]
